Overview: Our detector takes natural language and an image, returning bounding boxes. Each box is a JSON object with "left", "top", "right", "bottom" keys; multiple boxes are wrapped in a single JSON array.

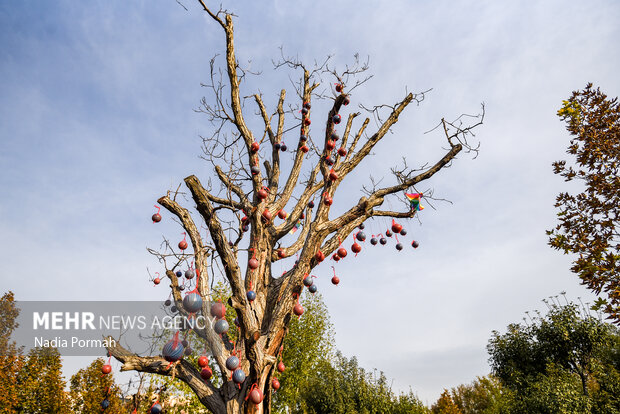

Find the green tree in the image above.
[
  {"left": 16, "top": 346, "right": 69, "bottom": 413},
  {"left": 273, "top": 291, "right": 335, "bottom": 413},
  {"left": 549, "top": 83, "right": 620, "bottom": 322},
  {"left": 432, "top": 390, "right": 463, "bottom": 414},
  {"left": 487, "top": 298, "right": 620, "bottom": 413},
  {"left": 448, "top": 376, "right": 508, "bottom": 414},
  {"left": 69, "top": 358, "right": 125, "bottom": 413},
  {"left": 0, "top": 291, "right": 24, "bottom": 414}
]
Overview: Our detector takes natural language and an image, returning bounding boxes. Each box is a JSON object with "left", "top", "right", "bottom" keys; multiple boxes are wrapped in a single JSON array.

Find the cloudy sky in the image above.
[{"left": 1, "top": 0, "right": 619, "bottom": 404}]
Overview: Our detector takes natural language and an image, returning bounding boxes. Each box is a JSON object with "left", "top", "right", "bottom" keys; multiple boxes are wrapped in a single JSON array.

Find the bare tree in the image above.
[{"left": 107, "top": 3, "right": 483, "bottom": 413}]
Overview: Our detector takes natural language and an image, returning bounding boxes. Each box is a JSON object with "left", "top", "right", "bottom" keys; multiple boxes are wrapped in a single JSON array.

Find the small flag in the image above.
[
  {"left": 289, "top": 220, "right": 302, "bottom": 234},
  {"left": 405, "top": 193, "right": 424, "bottom": 211}
]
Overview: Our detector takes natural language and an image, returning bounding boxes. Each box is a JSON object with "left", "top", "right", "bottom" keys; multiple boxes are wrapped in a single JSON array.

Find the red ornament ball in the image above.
[
  {"left": 101, "top": 364, "right": 112, "bottom": 375},
  {"left": 332, "top": 253, "right": 340, "bottom": 261},
  {"left": 315, "top": 250, "right": 325, "bottom": 262},
  {"left": 337, "top": 147, "right": 347, "bottom": 157},
  {"left": 210, "top": 302, "right": 226, "bottom": 319},
  {"left": 331, "top": 276, "right": 340, "bottom": 285},
  {"left": 201, "top": 366, "right": 213, "bottom": 380},
  {"left": 392, "top": 223, "right": 403, "bottom": 234},
  {"left": 293, "top": 303, "right": 304, "bottom": 316},
  {"left": 329, "top": 170, "right": 338, "bottom": 181},
  {"left": 262, "top": 209, "right": 272, "bottom": 221},
  {"left": 153, "top": 278, "right": 161, "bottom": 285},
  {"left": 304, "top": 118, "right": 311, "bottom": 126},
  {"left": 337, "top": 247, "right": 347, "bottom": 258},
  {"left": 272, "top": 378, "right": 281, "bottom": 390},
  {"left": 277, "top": 361, "right": 286, "bottom": 373},
  {"left": 250, "top": 141, "right": 260, "bottom": 152},
  {"left": 335, "top": 83, "right": 343, "bottom": 92},
  {"left": 249, "top": 258, "right": 259, "bottom": 270},
  {"left": 178, "top": 240, "right": 188, "bottom": 250},
  {"left": 300, "top": 144, "right": 309, "bottom": 153},
  {"left": 326, "top": 140, "right": 336, "bottom": 151},
  {"left": 152, "top": 213, "right": 162, "bottom": 223},
  {"left": 278, "top": 210, "right": 287, "bottom": 220},
  {"left": 198, "top": 356, "right": 209, "bottom": 368},
  {"left": 351, "top": 243, "right": 362, "bottom": 254},
  {"left": 257, "top": 188, "right": 268, "bottom": 200},
  {"left": 278, "top": 248, "right": 286, "bottom": 259},
  {"left": 323, "top": 196, "right": 333, "bottom": 206},
  {"left": 249, "top": 388, "right": 264, "bottom": 404}
]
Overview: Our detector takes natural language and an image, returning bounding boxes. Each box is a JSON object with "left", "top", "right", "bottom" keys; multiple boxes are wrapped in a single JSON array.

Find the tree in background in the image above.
[
  {"left": 435, "top": 376, "right": 508, "bottom": 414},
  {"left": 432, "top": 390, "right": 462, "bottom": 414},
  {"left": 107, "top": 2, "right": 483, "bottom": 413},
  {"left": 69, "top": 358, "right": 125, "bottom": 413},
  {"left": 549, "top": 83, "right": 620, "bottom": 323},
  {"left": 16, "top": 346, "right": 68, "bottom": 413},
  {"left": 487, "top": 298, "right": 620, "bottom": 413},
  {"left": 0, "top": 291, "right": 24, "bottom": 413}
]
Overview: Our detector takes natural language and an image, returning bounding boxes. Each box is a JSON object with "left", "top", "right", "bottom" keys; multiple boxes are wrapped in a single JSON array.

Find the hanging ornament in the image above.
[
  {"left": 303, "top": 274, "right": 314, "bottom": 287},
  {"left": 179, "top": 285, "right": 185, "bottom": 292},
  {"left": 412, "top": 240, "right": 420, "bottom": 249},
  {"left": 328, "top": 169, "right": 338, "bottom": 181},
  {"left": 185, "top": 269, "right": 195, "bottom": 279},
  {"left": 343, "top": 96, "right": 350, "bottom": 106},
  {"left": 182, "top": 339, "right": 189, "bottom": 348},
  {"left": 304, "top": 118, "right": 311, "bottom": 126},
  {"left": 326, "top": 140, "right": 335, "bottom": 151},
  {"left": 178, "top": 232, "right": 188, "bottom": 250},
  {"left": 183, "top": 292, "right": 203, "bottom": 313},
  {"left": 293, "top": 295, "right": 304, "bottom": 317},
  {"left": 214, "top": 319, "right": 229, "bottom": 335},
  {"left": 184, "top": 346, "right": 193, "bottom": 356},
  {"left": 153, "top": 272, "right": 161, "bottom": 286},
  {"left": 210, "top": 302, "right": 226, "bottom": 319},
  {"left": 380, "top": 237, "right": 387, "bottom": 245},
  {"left": 201, "top": 367, "right": 213, "bottom": 380},
  {"left": 325, "top": 156, "right": 335, "bottom": 166},
  {"left": 301, "top": 107, "right": 308, "bottom": 115},
  {"left": 400, "top": 229, "right": 407, "bottom": 236},
  {"left": 370, "top": 236, "right": 378, "bottom": 245},
  {"left": 385, "top": 229, "right": 393, "bottom": 238},
  {"left": 246, "top": 290, "right": 256, "bottom": 302},
  {"left": 232, "top": 368, "right": 246, "bottom": 384},
  {"left": 272, "top": 378, "right": 281, "bottom": 390},
  {"left": 198, "top": 356, "right": 209, "bottom": 368},
  {"left": 300, "top": 144, "right": 309, "bottom": 153},
  {"left": 309, "top": 284, "right": 318, "bottom": 294},
  {"left": 351, "top": 242, "right": 362, "bottom": 255},
  {"left": 277, "top": 361, "right": 286, "bottom": 373},
  {"left": 251, "top": 165, "right": 260, "bottom": 175},
  {"left": 262, "top": 209, "right": 272, "bottom": 222},
  {"left": 359, "top": 223, "right": 365, "bottom": 230},
  {"left": 335, "top": 83, "right": 343, "bottom": 92},
  {"left": 280, "top": 142, "right": 288, "bottom": 152},
  {"left": 277, "top": 248, "right": 286, "bottom": 259},
  {"left": 164, "top": 299, "right": 172, "bottom": 306},
  {"left": 323, "top": 195, "right": 333, "bottom": 206},
  {"left": 396, "top": 243, "right": 403, "bottom": 251},
  {"left": 300, "top": 134, "right": 307, "bottom": 142},
  {"left": 337, "top": 147, "right": 347, "bottom": 157},
  {"left": 248, "top": 384, "right": 264, "bottom": 404},
  {"left": 101, "top": 399, "right": 110, "bottom": 410},
  {"left": 101, "top": 364, "right": 112, "bottom": 375},
  {"left": 356, "top": 231, "right": 366, "bottom": 242},
  {"left": 175, "top": 270, "right": 183, "bottom": 278},
  {"left": 274, "top": 142, "right": 281, "bottom": 150},
  {"left": 150, "top": 403, "right": 162, "bottom": 414},
  {"left": 391, "top": 219, "right": 403, "bottom": 234},
  {"left": 248, "top": 248, "right": 259, "bottom": 270},
  {"left": 278, "top": 210, "right": 287, "bottom": 220},
  {"left": 251, "top": 141, "right": 260, "bottom": 152},
  {"left": 170, "top": 305, "right": 178, "bottom": 313},
  {"left": 242, "top": 224, "right": 250, "bottom": 232},
  {"left": 331, "top": 266, "right": 340, "bottom": 285},
  {"left": 226, "top": 355, "right": 240, "bottom": 370},
  {"left": 331, "top": 132, "right": 340, "bottom": 141},
  {"left": 332, "top": 114, "right": 341, "bottom": 124},
  {"left": 152, "top": 206, "right": 162, "bottom": 223},
  {"left": 303, "top": 101, "right": 311, "bottom": 110},
  {"left": 308, "top": 200, "right": 315, "bottom": 208},
  {"left": 315, "top": 250, "right": 325, "bottom": 262},
  {"left": 162, "top": 332, "right": 184, "bottom": 362},
  {"left": 258, "top": 187, "right": 269, "bottom": 200},
  {"left": 337, "top": 247, "right": 347, "bottom": 258},
  {"left": 332, "top": 253, "right": 340, "bottom": 261}
]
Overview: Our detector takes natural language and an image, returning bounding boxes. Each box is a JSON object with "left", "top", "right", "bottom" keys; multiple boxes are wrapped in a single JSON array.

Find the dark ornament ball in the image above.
[
  {"left": 380, "top": 237, "right": 387, "bottom": 245},
  {"left": 101, "top": 399, "right": 110, "bottom": 410},
  {"left": 356, "top": 231, "right": 366, "bottom": 242},
  {"left": 201, "top": 367, "right": 213, "bottom": 380},
  {"left": 412, "top": 240, "right": 420, "bottom": 249},
  {"left": 274, "top": 142, "right": 281, "bottom": 150},
  {"left": 232, "top": 368, "right": 246, "bottom": 384},
  {"left": 396, "top": 243, "right": 403, "bottom": 251},
  {"left": 246, "top": 290, "right": 256, "bottom": 302},
  {"left": 309, "top": 284, "right": 318, "bottom": 294},
  {"left": 176, "top": 271, "right": 183, "bottom": 277},
  {"left": 400, "top": 229, "right": 407, "bottom": 236},
  {"left": 164, "top": 299, "right": 171, "bottom": 306},
  {"left": 152, "top": 213, "right": 162, "bottom": 223},
  {"left": 151, "top": 404, "right": 163, "bottom": 414},
  {"left": 280, "top": 143, "right": 287, "bottom": 151},
  {"left": 226, "top": 355, "right": 240, "bottom": 370}
]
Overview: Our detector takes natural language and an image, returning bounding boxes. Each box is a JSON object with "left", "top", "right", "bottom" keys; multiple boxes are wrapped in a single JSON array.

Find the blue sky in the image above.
[{"left": 1, "top": 0, "right": 619, "bottom": 404}]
